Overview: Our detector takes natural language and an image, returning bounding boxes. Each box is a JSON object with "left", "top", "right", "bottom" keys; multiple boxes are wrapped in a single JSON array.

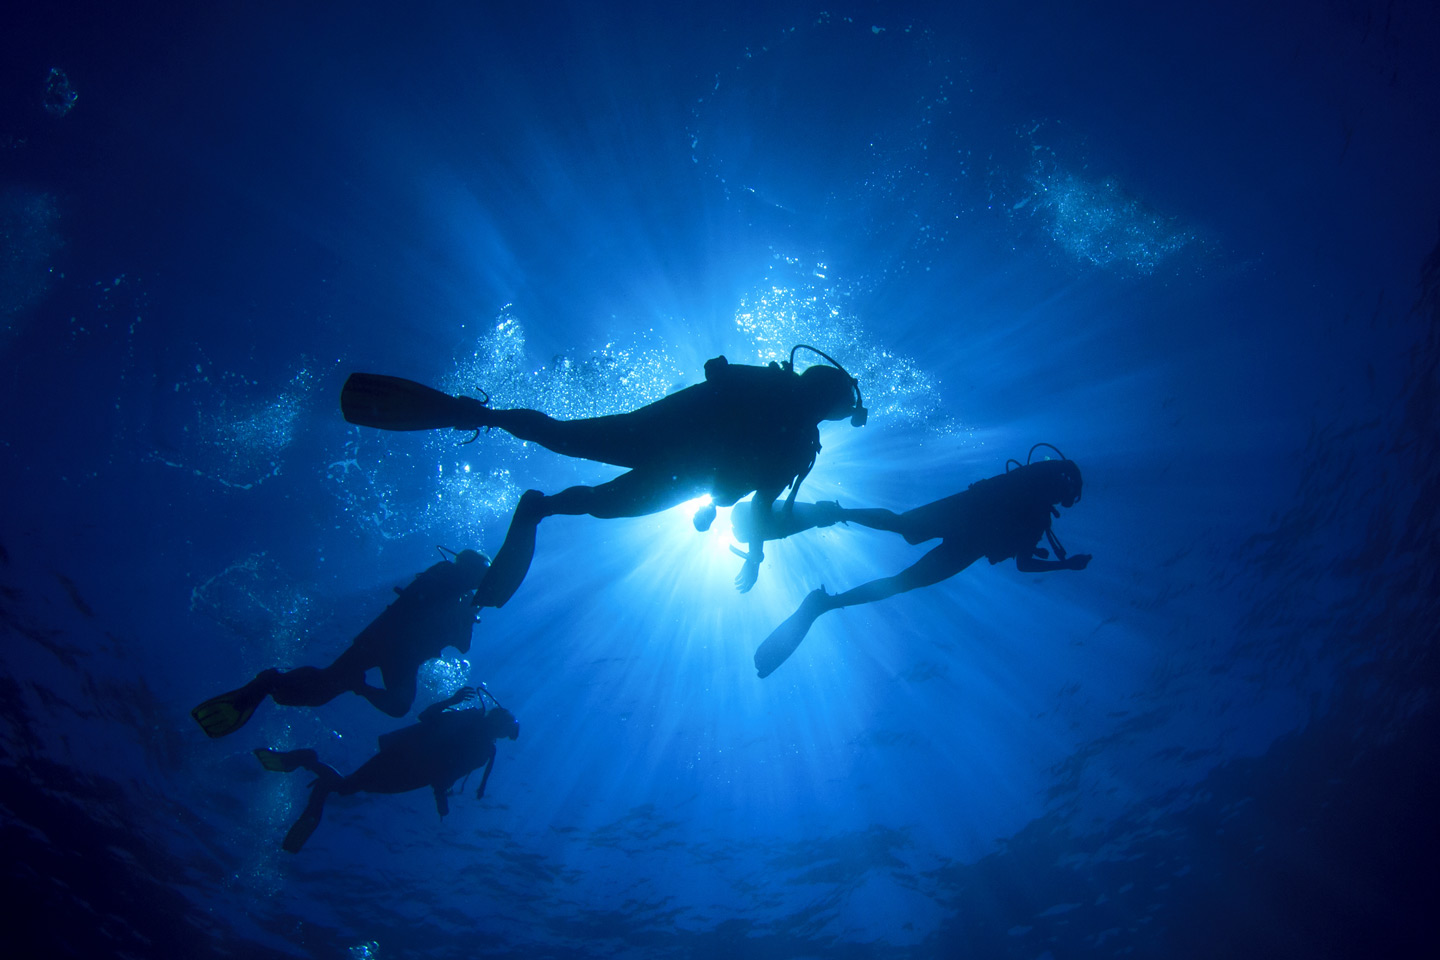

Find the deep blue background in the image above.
[{"left": 3, "top": 1, "right": 1438, "bottom": 958}]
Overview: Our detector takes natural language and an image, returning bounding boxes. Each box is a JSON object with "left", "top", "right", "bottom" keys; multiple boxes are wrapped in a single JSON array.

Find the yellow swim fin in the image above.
[
  {"left": 190, "top": 674, "right": 271, "bottom": 738},
  {"left": 253, "top": 747, "right": 317, "bottom": 773}
]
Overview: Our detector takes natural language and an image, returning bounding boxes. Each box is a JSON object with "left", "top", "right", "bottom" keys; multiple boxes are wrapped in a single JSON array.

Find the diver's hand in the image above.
[
  {"left": 692, "top": 501, "right": 718, "bottom": 532},
  {"left": 731, "top": 546, "right": 766, "bottom": 592},
  {"left": 734, "top": 557, "right": 761, "bottom": 593},
  {"left": 450, "top": 686, "right": 479, "bottom": 706},
  {"left": 1066, "top": 554, "right": 1092, "bottom": 571}
]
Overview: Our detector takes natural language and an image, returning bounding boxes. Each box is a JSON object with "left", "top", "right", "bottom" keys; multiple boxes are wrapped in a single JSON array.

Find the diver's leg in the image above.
[
  {"left": 267, "top": 660, "right": 363, "bottom": 707},
  {"left": 357, "top": 661, "right": 419, "bottom": 718},
  {"left": 542, "top": 470, "right": 705, "bottom": 520},
  {"left": 754, "top": 541, "right": 978, "bottom": 678},
  {"left": 472, "top": 490, "right": 546, "bottom": 609},
  {"left": 480, "top": 409, "right": 652, "bottom": 467},
  {"left": 475, "top": 472, "right": 704, "bottom": 608},
  {"left": 827, "top": 540, "right": 979, "bottom": 609},
  {"left": 831, "top": 506, "right": 909, "bottom": 536}
]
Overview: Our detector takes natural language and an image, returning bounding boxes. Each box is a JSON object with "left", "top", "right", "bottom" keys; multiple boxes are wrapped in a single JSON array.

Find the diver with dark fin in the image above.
[
  {"left": 190, "top": 549, "right": 490, "bottom": 738},
  {"left": 255, "top": 685, "right": 520, "bottom": 853},
  {"left": 341, "top": 345, "right": 868, "bottom": 605},
  {"left": 752, "top": 447, "right": 1093, "bottom": 678}
]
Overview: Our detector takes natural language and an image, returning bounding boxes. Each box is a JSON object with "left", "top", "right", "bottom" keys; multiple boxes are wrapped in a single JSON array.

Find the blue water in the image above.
[{"left": 4, "top": 2, "right": 1438, "bottom": 957}]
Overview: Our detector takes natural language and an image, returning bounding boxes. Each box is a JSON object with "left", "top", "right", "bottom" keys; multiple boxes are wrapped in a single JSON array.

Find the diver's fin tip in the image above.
[
  {"left": 282, "top": 796, "right": 326, "bottom": 852},
  {"left": 340, "top": 372, "right": 485, "bottom": 432},
  {"left": 192, "top": 678, "right": 268, "bottom": 738},
  {"left": 254, "top": 747, "right": 317, "bottom": 774},
  {"left": 254, "top": 748, "right": 292, "bottom": 772}
]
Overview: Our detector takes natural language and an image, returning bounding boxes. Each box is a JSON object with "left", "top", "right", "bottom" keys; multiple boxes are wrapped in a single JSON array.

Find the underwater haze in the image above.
[{"left": 3, "top": 1, "right": 1439, "bottom": 957}]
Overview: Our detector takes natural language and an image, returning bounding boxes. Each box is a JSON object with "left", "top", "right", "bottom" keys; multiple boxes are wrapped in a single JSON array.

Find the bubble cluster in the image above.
[
  {"left": 427, "top": 310, "right": 692, "bottom": 532},
  {"left": 155, "top": 364, "right": 318, "bottom": 490},
  {"left": 324, "top": 436, "right": 414, "bottom": 541},
  {"left": 1010, "top": 137, "right": 1194, "bottom": 275},
  {"left": 189, "top": 553, "right": 313, "bottom": 665},
  {"left": 348, "top": 942, "right": 381, "bottom": 960},
  {"left": 1033, "top": 173, "right": 1192, "bottom": 273},
  {"left": 688, "top": 14, "right": 964, "bottom": 276},
  {"left": 417, "top": 655, "right": 472, "bottom": 704},
  {"left": 326, "top": 308, "right": 694, "bottom": 542},
  {"left": 43, "top": 68, "right": 77, "bottom": 117},
  {"left": 443, "top": 307, "right": 688, "bottom": 419},
  {"left": 733, "top": 266, "right": 957, "bottom": 432}
]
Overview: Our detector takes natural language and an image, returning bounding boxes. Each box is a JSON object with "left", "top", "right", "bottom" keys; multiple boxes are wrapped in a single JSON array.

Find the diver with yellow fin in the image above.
[
  {"left": 190, "top": 549, "right": 490, "bottom": 737},
  {"left": 341, "top": 345, "right": 867, "bottom": 604},
  {"left": 254, "top": 684, "right": 520, "bottom": 853},
  {"left": 751, "top": 446, "right": 1092, "bottom": 677}
]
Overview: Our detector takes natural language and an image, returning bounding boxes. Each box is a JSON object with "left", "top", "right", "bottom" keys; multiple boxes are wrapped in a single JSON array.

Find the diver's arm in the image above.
[
  {"left": 433, "top": 783, "right": 451, "bottom": 817},
  {"left": 1015, "top": 549, "right": 1091, "bottom": 573},
  {"left": 734, "top": 487, "right": 783, "bottom": 593},
  {"left": 419, "top": 687, "right": 476, "bottom": 722},
  {"left": 475, "top": 749, "right": 497, "bottom": 800}
]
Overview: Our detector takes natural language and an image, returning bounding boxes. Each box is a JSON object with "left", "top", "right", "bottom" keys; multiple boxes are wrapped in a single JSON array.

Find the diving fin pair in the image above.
[
  {"left": 190, "top": 671, "right": 276, "bottom": 738},
  {"left": 754, "top": 588, "right": 833, "bottom": 678},
  {"left": 341, "top": 373, "right": 491, "bottom": 432}
]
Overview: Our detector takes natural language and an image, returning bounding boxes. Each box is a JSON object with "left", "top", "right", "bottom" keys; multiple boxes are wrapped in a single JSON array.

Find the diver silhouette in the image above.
[
  {"left": 190, "top": 550, "right": 490, "bottom": 737},
  {"left": 750, "top": 447, "right": 1092, "bottom": 677},
  {"left": 254, "top": 686, "right": 520, "bottom": 853},
  {"left": 340, "top": 345, "right": 867, "bottom": 604}
]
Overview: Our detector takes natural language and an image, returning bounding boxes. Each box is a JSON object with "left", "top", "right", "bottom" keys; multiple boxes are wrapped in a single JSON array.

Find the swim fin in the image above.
[
  {"left": 253, "top": 747, "right": 319, "bottom": 773},
  {"left": 190, "top": 671, "right": 275, "bottom": 738},
  {"left": 341, "top": 373, "right": 490, "bottom": 432},
  {"left": 282, "top": 785, "right": 329, "bottom": 853},
  {"left": 754, "top": 589, "right": 832, "bottom": 678}
]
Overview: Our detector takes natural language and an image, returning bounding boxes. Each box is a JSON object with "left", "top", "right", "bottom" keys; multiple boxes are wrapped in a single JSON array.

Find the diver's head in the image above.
[
  {"left": 485, "top": 706, "right": 520, "bottom": 741},
  {"left": 800, "top": 364, "right": 866, "bottom": 425},
  {"left": 1026, "top": 459, "right": 1083, "bottom": 508},
  {"left": 453, "top": 549, "right": 491, "bottom": 578}
]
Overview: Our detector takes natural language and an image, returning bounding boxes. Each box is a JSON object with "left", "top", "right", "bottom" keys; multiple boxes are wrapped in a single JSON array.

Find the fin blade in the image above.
[
  {"left": 253, "top": 747, "right": 318, "bottom": 773},
  {"left": 341, "top": 373, "right": 479, "bottom": 431},
  {"left": 191, "top": 683, "right": 264, "bottom": 738},
  {"left": 282, "top": 805, "right": 323, "bottom": 853},
  {"left": 253, "top": 748, "right": 289, "bottom": 772},
  {"left": 754, "top": 590, "right": 829, "bottom": 678}
]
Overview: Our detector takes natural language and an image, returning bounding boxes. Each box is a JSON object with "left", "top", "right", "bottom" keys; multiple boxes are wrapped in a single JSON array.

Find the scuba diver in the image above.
[
  {"left": 190, "top": 549, "right": 490, "bottom": 738},
  {"left": 340, "top": 345, "right": 867, "bottom": 604},
  {"left": 750, "top": 446, "right": 1093, "bottom": 678},
  {"left": 255, "top": 685, "right": 520, "bottom": 853}
]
